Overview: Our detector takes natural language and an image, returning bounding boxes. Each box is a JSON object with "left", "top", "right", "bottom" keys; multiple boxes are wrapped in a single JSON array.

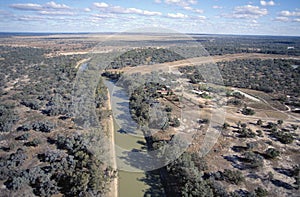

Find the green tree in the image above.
[
  {"left": 0, "top": 104, "right": 18, "bottom": 132},
  {"left": 256, "top": 119, "right": 263, "bottom": 126},
  {"left": 265, "top": 148, "right": 280, "bottom": 159},
  {"left": 222, "top": 169, "right": 244, "bottom": 185},
  {"left": 222, "top": 122, "right": 230, "bottom": 130},
  {"left": 173, "top": 118, "right": 180, "bottom": 127},
  {"left": 254, "top": 187, "right": 268, "bottom": 197},
  {"left": 277, "top": 119, "right": 283, "bottom": 125}
]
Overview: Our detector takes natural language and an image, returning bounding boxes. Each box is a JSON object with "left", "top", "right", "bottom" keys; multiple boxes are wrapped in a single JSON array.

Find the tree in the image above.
[
  {"left": 173, "top": 118, "right": 180, "bottom": 127},
  {"left": 291, "top": 124, "right": 298, "bottom": 130},
  {"left": 242, "top": 107, "right": 255, "bottom": 115},
  {"left": 267, "top": 171, "right": 274, "bottom": 181},
  {"left": 256, "top": 130, "right": 263, "bottom": 137},
  {"left": 20, "top": 99, "right": 41, "bottom": 110},
  {"left": 291, "top": 165, "right": 300, "bottom": 189},
  {"left": 256, "top": 119, "right": 263, "bottom": 126},
  {"left": 165, "top": 105, "right": 173, "bottom": 112},
  {"left": 236, "top": 121, "right": 241, "bottom": 128},
  {"left": 0, "top": 104, "right": 18, "bottom": 132},
  {"left": 24, "top": 138, "right": 40, "bottom": 147},
  {"left": 241, "top": 123, "right": 247, "bottom": 128},
  {"left": 32, "top": 121, "right": 55, "bottom": 133},
  {"left": 265, "top": 148, "right": 280, "bottom": 159},
  {"left": 238, "top": 128, "right": 256, "bottom": 138},
  {"left": 161, "top": 120, "right": 169, "bottom": 131},
  {"left": 222, "top": 122, "right": 230, "bottom": 130},
  {"left": 5, "top": 176, "right": 28, "bottom": 191},
  {"left": 273, "top": 131, "right": 294, "bottom": 144},
  {"left": 15, "top": 133, "right": 30, "bottom": 141},
  {"left": 254, "top": 187, "right": 268, "bottom": 197},
  {"left": 277, "top": 119, "right": 283, "bottom": 126},
  {"left": 242, "top": 151, "right": 264, "bottom": 169},
  {"left": 221, "top": 169, "right": 244, "bottom": 185}
]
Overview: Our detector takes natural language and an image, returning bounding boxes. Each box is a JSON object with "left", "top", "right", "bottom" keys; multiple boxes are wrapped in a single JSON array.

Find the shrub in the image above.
[
  {"left": 254, "top": 187, "right": 268, "bottom": 197},
  {"left": 17, "top": 123, "right": 32, "bottom": 131},
  {"left": 273, "top": 131, "right": 294, "bottom": 144},
  {"left": 24, "top": 138, "right": 40, "bottom": 147},
  {"left": 0, "top": 104, "right": 18, "bottom": 132},
  {"left": 242, "top": 107, "right": 255, "bottom": 115},
  {"left": 266, "top": 122, "right": 277, "bottom": 129},
  {"left": 20, "top": 99, "right": 41, "bottom": 110},
  {"left": 200, "top": 119, "right": 210, "bottom": 124},
  {"left": 291, "top": 124, "right": 298, "bottom": 130},
  {"left": 5, "top": 176, "right": 28, "bottom": 191},
  {"left": 242, "top": 151, "right": 264, "bottom": 168},
  {"left": 246, "top": 142, "right": 257, "bottom": 150},
  {"left": 165, "top": 106, "right": 173, "bottom": 112},
  {"left": 32, "top": 121, "right": 55, "bottom": 133},
  {"left": 256, "top": 130, "right": 263, "bottom": 137},
  {"left": 265, "top": 148, "right": 280, "bottom": 159},
  {"left": 222, "top": 122, "right": 230, "bottom": 130},
  {"left": 173, "top": 118, "right": 180, "bottom": 127},
  {"left": 238, "top": 128, "right": 256, "bottom": 138},
  {"left": 277, "top": 119, "right": 283, "bottom": 125},
  {"left": 221, "top": 169, "right": 244, "bottom": 185},
  {"left": 256, "top": 119, "right": 263, "bottom": 126},
  {"left": 15, "top": 133, "right": 30, "bottom": 141}
]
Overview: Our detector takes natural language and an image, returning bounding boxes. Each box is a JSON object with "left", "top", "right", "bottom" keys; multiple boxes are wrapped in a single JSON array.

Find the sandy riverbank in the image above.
[{"left": 107, "top": 91, "right": 118, "bottom": 197}]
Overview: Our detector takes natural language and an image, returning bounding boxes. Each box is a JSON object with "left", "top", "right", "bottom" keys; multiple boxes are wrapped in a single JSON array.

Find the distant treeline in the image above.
[
  {"left": 179, "top": 59, "right": 300, "bottom": 97},
  {"left": 198, "top": 36, "right": 300, "bottom": 56},
  {"left": 110, "top": 47, "right": 184, "bottom": 68}
]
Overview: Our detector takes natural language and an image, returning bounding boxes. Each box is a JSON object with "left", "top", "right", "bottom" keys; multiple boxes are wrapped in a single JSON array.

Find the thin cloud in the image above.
[
  {"left": 293, "top": 18, "right": 300, "bottom": 22},
  {"left": 183, "top": 6, "right": 193, "bottom": 11},
  {"left": 84, "top": 8, "right": 91, "bottom": 12},
  {"left": 93, "top": 2, "right": 109, "bottom": 8},
  {"left": 260, "top": 1, "right": 275, "bottom": 6},
  {"left": 279, "top": 10, "right": 300, "bottom": 17},
  {"left": 92, "top": 13, "right": 115, "bottom": 18},
  {"left": 227, "top": 5, "right": 268, "bottom": 19},
  {"left": 164, "top": 0, "right": 197, "bottom": 7},
  {"left": 18, "top": 15, "right": 45, "bottom": 21},
  {"left": 183, "top": 6, "right": 203, "bottom": 14},
  {"left": 45, "top": 1, "right": 70, "bottom": 9},
  {"left": 94, "top": 2, "right": 162, "bottom": 16},
  {"left": 167, "top": 12, "right": 188, "bottom": 18},
  {"left": 194, "top": 9, "right": 203, "bottom": 14},
  {"left": 275, "top": 9, "right": 300, "bottom": 22},
  {"left": 274, "top": 16, "right": 289, "bottom": 22},
  {"left": 10, "top": 3, "right": 43, "bottom": 11},
  {"left": 198, "top": 15, "right": 206, "bottom": 20},
  {"left": 212, "top": 5, "right": 223, "bottom": 9},
  {"left": 39, "top": 10, "right": 74, "bottom": 15},
  {"left": 10, "top": 1, "right": 70, "bottom": 11}
]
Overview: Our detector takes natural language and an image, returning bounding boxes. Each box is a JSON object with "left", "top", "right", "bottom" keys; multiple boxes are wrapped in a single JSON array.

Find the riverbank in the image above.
[
  {"left": 107, "top": 91, "right": 118, "bottom": 197},
  {"left": 104, "top": 79, "right": 156, "bottom": 197}
]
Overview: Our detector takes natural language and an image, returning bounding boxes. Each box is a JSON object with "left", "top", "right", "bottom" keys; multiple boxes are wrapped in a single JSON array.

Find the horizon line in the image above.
[{"left": 0, "top": 31, "right": 299, "bottom": 38}]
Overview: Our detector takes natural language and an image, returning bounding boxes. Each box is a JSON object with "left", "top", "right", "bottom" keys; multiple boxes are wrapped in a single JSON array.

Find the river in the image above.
[{"left": 105, "top": 79, "right": 160, "bottom": 197}]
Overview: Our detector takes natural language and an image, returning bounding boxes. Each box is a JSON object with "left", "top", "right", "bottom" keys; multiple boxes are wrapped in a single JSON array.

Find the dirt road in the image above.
[{"left": 106, "top": 53, "right": 300, "bottom": 74}]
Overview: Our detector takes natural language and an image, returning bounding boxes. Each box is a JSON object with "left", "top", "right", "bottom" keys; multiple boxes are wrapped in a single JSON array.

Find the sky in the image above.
[{"left": 0, "top": 0, "right": 299, "bottom": 36}]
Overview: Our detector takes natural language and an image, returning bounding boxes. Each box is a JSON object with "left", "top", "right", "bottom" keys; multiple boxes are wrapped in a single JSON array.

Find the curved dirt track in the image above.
[{"left": 108, "top": 53, "right": 300, "bottom": 74}]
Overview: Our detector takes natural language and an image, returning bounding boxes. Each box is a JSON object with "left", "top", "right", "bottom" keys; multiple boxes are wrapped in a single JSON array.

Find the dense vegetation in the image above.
[
  {"left": 0, "top": 46, "right": 114, "bottom": 196},
  {"left": 129, "top": 82, "right": 181, "bottom": 130},
  {"left": 179, "top": 59, "right": 300, "bottom": 97},
  {"left": 109, "top": 47, "right": 184, "bottom": 68},
  {"left": 198, "top": 35, "right": 300, "bottom": 56}
]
